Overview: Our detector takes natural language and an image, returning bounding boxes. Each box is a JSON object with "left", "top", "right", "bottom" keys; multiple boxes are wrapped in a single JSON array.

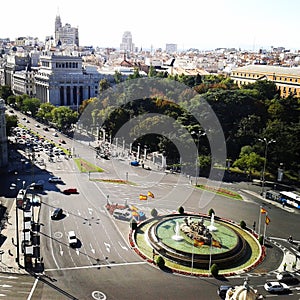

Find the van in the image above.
[
  {"left": 51, "top": 208, "right": 63, "bottom": 220},
  {"left": 113, "top": 209, "right": 132, "bottom": 221}
]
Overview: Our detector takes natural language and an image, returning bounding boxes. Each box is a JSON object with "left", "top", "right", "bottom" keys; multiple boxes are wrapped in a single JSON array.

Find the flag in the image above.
[
  {"left": 194, "top": 239, "right": 204, "bottom": 247},
  {"left": 260, "top": 208, "right": 267, "bottom": 214},
  {"left": 147, "top": 191, "right": 155, "bottom": 198},
  {"left": 139, "top": 194, "right": 148, "bottom": 201},
  {"left": 212, "top": 240, "right": 222, "bottom": 248},
  {"left": 265, "top": 216, "right": 271, "bottom": 225},
  {"left": 131, "top": 205, "right": 139, "bottom": 211}
]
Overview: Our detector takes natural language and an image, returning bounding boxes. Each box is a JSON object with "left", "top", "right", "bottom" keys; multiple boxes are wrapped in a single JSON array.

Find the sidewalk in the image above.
[
  {"left": 0, "top": 192, "right": 43, "bottom": 274},
  {"left": 0, "top": 197, "right": 27, "bottom": 274}
]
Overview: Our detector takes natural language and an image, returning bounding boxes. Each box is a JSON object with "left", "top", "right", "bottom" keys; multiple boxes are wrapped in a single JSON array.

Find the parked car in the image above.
[
  {"left": 68, "top": 231, "right": 77, "bottom": 247},
  {"left": 277, "top": 272, "right": 299, "bottom": 284},
  {"left": 30, "top": 182, "right": 44, "bottom": 190},
  {"left": 264, "top": 281, "right": 289, "bottom": 293},
  {"left": 51, "top": 208, "right": 63, "bottom": 220},
  {"left": 63, "top": 188, "right": 77, "bottom": 194},
  {"left": 48, "top": 176, "right": 62, "bottom": 183},
  {"left": 58, "top": 139, "right": 66, "bottom": 144},
  {"left": 217, "top": 285, "right": 233, "bottom": 299}
]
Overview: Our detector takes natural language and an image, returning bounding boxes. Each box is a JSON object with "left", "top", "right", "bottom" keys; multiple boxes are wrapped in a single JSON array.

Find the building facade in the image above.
[
  {"left": 55, "top": 14, "right": 79, "bottom": 47},
  {"left": 0, "top": 99, "right": 8, "bottom": 169},
  {"left": 120, "top": 31, "right": 134, "bottom": 52},
  {"left": 231, "top": 65, "right": 300, "bottom": 98},
  {"left": 34, "top": 53, "right": 101, "bottom": 108}
]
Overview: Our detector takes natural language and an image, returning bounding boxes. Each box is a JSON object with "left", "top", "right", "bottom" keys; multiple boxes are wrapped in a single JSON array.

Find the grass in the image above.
[
  {"left": 196, "top": 184, "right": 243, "bottom": 200},
  {"left": 74, "top": 158, "right": 104, "bottom": 173}
]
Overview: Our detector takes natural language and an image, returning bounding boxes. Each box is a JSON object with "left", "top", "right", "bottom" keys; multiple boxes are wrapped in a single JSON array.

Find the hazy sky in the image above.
[{"left": 2, "top": 0, "right": 300, "bottom": 51}]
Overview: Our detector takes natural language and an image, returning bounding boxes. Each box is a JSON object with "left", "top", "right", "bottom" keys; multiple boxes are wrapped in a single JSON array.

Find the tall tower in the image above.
[
  {"left": 55, "top": 13, "right": 62, "bottom": 43},
  {"left": 120, "top": 31, "right": 134, "bottom": 52}
]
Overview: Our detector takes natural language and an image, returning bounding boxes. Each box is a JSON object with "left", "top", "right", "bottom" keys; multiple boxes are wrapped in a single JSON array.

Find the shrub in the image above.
[
  {"left": 258, "top": 235, "right": 264, "bottom": 245},
  {"left": 210, "top": 263, "right": 219, "bottom": 277},
  {"left": 130, "top": 218, "right": 137, "bottom": 230},
  {"left": 240, "top": 220, "right": 246, "bottom": 229},
  {"left": 156, "top": 255, "right": 165, "bottom": 269},
  {"left": 208, "top": 208, "right": 215, "bottom": 217},
  {"left": 151, "top": 208, "right": 158, "bottom": 218},
  {"left": 178, "top": 206, "right": 184, "bottom": 214}
]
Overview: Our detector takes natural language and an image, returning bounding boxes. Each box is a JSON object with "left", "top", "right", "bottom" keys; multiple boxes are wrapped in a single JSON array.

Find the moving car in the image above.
[
  {"left": 51, "top": 208, "right": 63, "bottom": 220},
  {"left": 63, "top": 188, "right": 77, "bottom": 194},
  {"left": 48, "top": 176, "right": 62, "bottom": 183},
  {"left": 276, "top": 272, "right": 299, "bottom": 284},
  {"left": 113, "top": 209, "right": 132, "bottom": 221},
  {"left": 68, "top": 231, "right": 77, "bottom": 247},
  {"left": 264, "top": 281, "right": 289, "bottom": 293}
]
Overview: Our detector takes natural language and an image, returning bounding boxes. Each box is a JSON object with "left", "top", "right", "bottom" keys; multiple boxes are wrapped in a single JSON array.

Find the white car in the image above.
[
  {"left": 264, "top": 281, "right": 289, "bottom": 293},
  {"left": 68, "top": 231, "right": 77, "bottom": 247}
]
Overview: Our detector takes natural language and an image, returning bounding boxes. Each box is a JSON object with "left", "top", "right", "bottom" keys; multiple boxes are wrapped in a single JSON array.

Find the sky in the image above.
[{"left": 2, "top": 0, "right": 300, "bottom": 51}]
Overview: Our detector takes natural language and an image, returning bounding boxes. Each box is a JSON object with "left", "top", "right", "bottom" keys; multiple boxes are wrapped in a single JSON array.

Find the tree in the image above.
[
  {"left": 178, "top": 206, "right": 184, "bottom": 214},
  {"left": 208, "top": 208, "right": 215, "bottom": 217},
  {"left": 156, "top": 256, "right": 165, "bottom": 269},
  {"left": 210, "top": 263, "right": 219, "bottom": 277},
  {"left": 0, "top": 85, "right": 13, "bottom": 102},
  {"left": 150, "top": 208, "right": 158, "bottom": 218},
  {"left": 148, "top": 65, "right": 157, "bottom": 77},
  {"left": 36, "top": 102, "right": 55, "bottom": 124},
  {"left": 233, "top": 146, "right": 264, "bottom": 175},
  {"left": 22, "top": 98, "right": 41, "bottom": 117},
  {"left": 51, "top": 106, "right": 78, "bottom": 132},
  {"left": 99, "top": 79, "right": 110, "bottom": 92}
]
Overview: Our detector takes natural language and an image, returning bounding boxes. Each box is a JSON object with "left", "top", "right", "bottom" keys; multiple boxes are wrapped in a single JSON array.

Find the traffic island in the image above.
[{"left": 129, "top": 213, "right": 265, "bottom": 277}]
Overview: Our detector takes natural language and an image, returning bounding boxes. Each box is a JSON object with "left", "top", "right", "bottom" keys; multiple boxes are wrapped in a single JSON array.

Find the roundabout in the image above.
[{"left": 130, "top": 213, "right": 264, "bottom": 276}]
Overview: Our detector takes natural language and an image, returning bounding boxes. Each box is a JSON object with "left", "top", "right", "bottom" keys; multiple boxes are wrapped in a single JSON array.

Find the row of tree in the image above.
[{"left": 1, "top": 70, "right": 299, "bottom": 183}]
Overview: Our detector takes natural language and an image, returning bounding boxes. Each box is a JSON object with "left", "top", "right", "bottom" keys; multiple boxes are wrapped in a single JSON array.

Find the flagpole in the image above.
[
  {"left": 258, "top": 206, "right": 262, "bottom": 237},
  {"left": 191, "top": 242, "right": 194, "bottom": 275},
  {"left": 263, "top": 213, "right": 267, "bottom": 246}
]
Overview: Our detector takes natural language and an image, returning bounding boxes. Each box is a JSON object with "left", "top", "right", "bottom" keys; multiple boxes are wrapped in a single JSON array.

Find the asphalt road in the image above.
[{"left": 2, "top": 110, "right": 300, "bottom": 299}]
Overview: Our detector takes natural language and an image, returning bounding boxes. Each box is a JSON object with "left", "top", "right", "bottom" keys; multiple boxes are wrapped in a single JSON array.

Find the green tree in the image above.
[
  {"left": 36, "top": 102, "right": 55, "bottom": 124},
  {"left": 22, "top": 97, "right": 41, "bottom": 117},
  {"left": 51, "top": 106, "right": 78, "bottom": 132},
  {"left": 233, "top": 146, "right": 264, "bottom": 175},
  {"left": 0, "top": 85, "right": 13, "bottom": 102},
  {"left": 5, "top": 114, "right": 18, "bottom": 136}
]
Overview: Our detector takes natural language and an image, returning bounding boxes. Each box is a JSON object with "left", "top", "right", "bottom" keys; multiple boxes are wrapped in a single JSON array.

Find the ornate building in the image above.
[
  {"left": 54, "top": 14, "right": 79, "bottom": 47},
  {"left": 120, "top": 31, "right": 134, "bottom": 52},
  {"left": 34, "top": 53, "right": 102, "bottom": 108}
]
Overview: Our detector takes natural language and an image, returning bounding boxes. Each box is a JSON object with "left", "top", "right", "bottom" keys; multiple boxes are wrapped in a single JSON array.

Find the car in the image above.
[
  {"left": 63, "top": 188, "right": 77, "bottom": 194},
  {"left": 43, "top": 127, "right": 49, "bottom": 131},
  {"left": 48, "top": 176, "right": 62, "bottom": 183},
  {"left": 276, "top": 272, "right": 299, "bottom": 284},
  {"left": 68, "top": 231, "right": 77, "bottom": 247},
  {"left": 58, "top": 139, "right": 66, "bottom": 144},
  {"left": 30, "top": 182, "right": 44, "bottom": 190},
  {"left": 52, "top": 132, "right": 58, "bottom": 137},
  {"left": 217, "top": 285, "right": 233, "bottom": 299},
  {"left": 51, "top": 208, "right": 63, "bottom": 220},
  {"left": 264, "top": 281, "right": 289, "bottom": 293},
  {"left": 35, "top": 123, "right": 40, "bottom": 128},
  {"left": 113, "top": 209, "right": 132, "bottom": 221}
]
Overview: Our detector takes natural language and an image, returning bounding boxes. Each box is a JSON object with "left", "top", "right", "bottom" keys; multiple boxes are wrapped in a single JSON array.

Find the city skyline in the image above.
[{"left": 2, "top": 0, "right": 300, "bottom": 51}]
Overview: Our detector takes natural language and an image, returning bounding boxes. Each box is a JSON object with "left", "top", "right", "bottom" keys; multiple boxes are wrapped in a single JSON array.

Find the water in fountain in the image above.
[
  {"left": 207, "top": 213, "right": 217, "bottom": 232},
  {"left": 172, "top": 221, "right": 183, "bottom": 241}
]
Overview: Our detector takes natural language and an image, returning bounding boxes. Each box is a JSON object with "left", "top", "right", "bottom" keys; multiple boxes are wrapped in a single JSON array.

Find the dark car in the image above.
[
  {"left": 277, "top": 272, "right": 299, "bottom": 284},
  {"left": 217, "top": 285, "right": 233, "bottom": 299},
  {"left": 51, "top": 208, "right": 63, "bottom": 220},
  {"left": 30, "top": 182, "right": 44, "bottom": 190},
  {"left": 63, "top": 188, "right": 77, "bottom": 195}
]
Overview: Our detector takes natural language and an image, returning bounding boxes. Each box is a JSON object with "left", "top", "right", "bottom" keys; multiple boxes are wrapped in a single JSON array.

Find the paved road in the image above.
[{"left": 1, "top": 110, "right": 300, "bottom": 299}]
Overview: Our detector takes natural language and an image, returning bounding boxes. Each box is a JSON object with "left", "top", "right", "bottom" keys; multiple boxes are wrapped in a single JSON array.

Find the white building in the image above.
[{"left": 120, "top": 31, "right": 135, "bottom": 52}]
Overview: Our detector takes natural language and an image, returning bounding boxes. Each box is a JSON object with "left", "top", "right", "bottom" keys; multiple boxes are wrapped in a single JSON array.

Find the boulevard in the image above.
[{"left": 1, "top": 112, "right": 300, "bottom": 299}]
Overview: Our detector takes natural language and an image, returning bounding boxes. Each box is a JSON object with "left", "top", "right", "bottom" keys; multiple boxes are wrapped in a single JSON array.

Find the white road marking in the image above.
[
  {"left": 88, "top": 208, "right": 93, "bottom": 215},
  {"left": 76, "top": 249, "right": 80, "bottom": 255},
  {"left": 90, "top": 243, "right": 95, "bottom": 254},
  {"left": 118, "top": 241, "right": 128, "bottom": 251},
  {"left": 104, "top": 242, "right": 111, "bottom": 253},
  {"left": 59, "top": 245, "right": 63, "bottom": 256},
  {"left": 27, "top": 277, "right": 39, "bottom": 300}
]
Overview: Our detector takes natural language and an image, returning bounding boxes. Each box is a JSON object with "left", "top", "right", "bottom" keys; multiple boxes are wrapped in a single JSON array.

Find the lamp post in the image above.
[
  {"left": 258, "top": 138, "right": 276, "bottom": 197},
  {"left": 192, "top": 131, "right": 206, "bottom": 186}
]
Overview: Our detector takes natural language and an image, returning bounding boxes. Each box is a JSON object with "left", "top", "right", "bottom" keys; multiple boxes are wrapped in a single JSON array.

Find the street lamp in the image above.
[
  {"left": 192, "top": 131, "right": 206, "bottom": 186},
  {"left": 258, "top": 138, "right": 276, "bottom": 196}
]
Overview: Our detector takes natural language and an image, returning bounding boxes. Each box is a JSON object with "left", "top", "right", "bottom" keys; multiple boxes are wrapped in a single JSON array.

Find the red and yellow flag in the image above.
[
  {"left": 147, "top": 191, "right": 155, "bottom": 198},
  {"left": 260, "top": 208, "right": 267, "bottom": 214},
  {"left": 139, "top": 194, "right": 148, "bottom": 201},
  {"left": 265, "top": 216, "right": 271, "bottom": 225},
  {"left": 194, "top": 240, "right": 204, "bottom": 247}
]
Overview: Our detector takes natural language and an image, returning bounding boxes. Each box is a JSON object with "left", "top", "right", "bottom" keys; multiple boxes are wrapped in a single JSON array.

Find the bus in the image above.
[{"left": 279, "top": 191, "right": 300, "bottom": 209}]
